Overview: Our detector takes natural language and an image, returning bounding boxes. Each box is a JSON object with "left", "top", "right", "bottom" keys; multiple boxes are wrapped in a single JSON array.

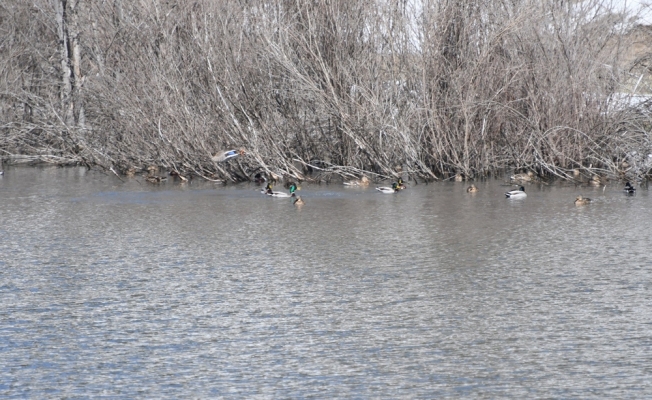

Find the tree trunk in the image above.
[
  {"left": 68, "top": 0, "right": 85, "bottom": 128},
  {"left": 52, "top": 0, "right": 73, "bottom": 126}
]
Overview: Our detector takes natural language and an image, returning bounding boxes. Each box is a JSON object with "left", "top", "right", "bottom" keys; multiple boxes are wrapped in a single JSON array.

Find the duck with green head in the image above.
[
  {"left": 376, "top": 182, "right": 400, "bottom": 194},
  {"left": 264, "top": 183, "right": 298, "bottom": 197}
]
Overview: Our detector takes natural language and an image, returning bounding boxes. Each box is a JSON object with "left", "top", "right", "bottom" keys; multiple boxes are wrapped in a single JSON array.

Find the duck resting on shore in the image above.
[
  {"left": 343, "top": 175, "right": 370, "bottom": 186},
  {"left": 505, "top": 186, "right": 526, "bottom": 199}
]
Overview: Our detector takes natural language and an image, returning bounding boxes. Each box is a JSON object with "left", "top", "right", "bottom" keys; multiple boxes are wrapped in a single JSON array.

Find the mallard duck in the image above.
[
  {"left": 124, "top": 167, "right": 137, "bottom": 177},
  {"left": 263, "top": 183, "right": 298, "bottom": 197},
  {"left": 146, "top": 175, "right": 167, "bottom": 184},
  {"left": 624, "top": 181, "right": 636, "bottom": 194},
  {"left": 343, "top": 175, "right": 370, "bottom": 186},
  {"left": 293, "top": 195, "right": 304, "bottom": 206},
  {"left": 467, "top": 184, "right": 478, "bottom": 193},
  {"left": 575, "top": 195, "right": 591, "bottom": 205},
  {"left": 511, "top": 171, "right": 535, "bottom": 182},
  {"left": 253, "top": 172, "right": 267, "bottom": 184},
  {"left": 376, "top": 182, "right": 399, "bottom": 194},
  {"left": 505, "top": 186, "right": 526, "bottom": 198},
  {"left": 169, "top": 170, "right": 188, "bottom": 182},
  {"left": 284, "top": 181, "right": 301, "bottom": 190},
  {"left": 589, "top": 175, "right": 603, "bottom": 186},
  {"left": 211, "top": 148, "right": 245, "bottom": 163}
]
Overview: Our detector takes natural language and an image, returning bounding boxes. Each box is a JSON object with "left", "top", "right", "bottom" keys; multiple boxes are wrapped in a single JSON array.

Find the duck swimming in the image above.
[
  {"left": 505, "top": 186, "right": 527, "bottom": 199},
  {"left": 575, "top": 195, "right": 591, "bottom": 205},
  {"left": 293, "top": 195, "right": 304, "bottom": 206},
  {"left": 263, "top": 183, "right": 298, "bottom": 197},
  {"left": 145, "top": 175, "right": 167, "bottom": 184},
  {"left": 253, "top": 172, "right": 267, "bottom": 184},
  {"left": 376, "top": 182, "right": 400, "bottom": 194},
  {"left": 467, "top": 184, "right": 478, "bottom": 193},
  {"left": 624, "top": 181, "right": 636, "bottom": 194}
]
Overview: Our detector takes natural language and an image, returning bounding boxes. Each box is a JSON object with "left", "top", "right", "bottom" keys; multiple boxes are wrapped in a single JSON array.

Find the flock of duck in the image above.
[
  {"left": 261, "top": 181, "right": 304, "bottom": 205},
  {"left": 216, "top": 149, "right": 639, "bottom": 206},
  {"left": 257, "top": 173, "right": 639, "bottom": 207},
  {"left": 502, "top": 181, "right": 636, "bottom": 204}
]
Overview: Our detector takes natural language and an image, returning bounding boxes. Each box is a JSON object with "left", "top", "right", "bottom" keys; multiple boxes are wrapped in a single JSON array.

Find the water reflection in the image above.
[{"left": 1, "top": 167, "right": 651, "bottom": 397}]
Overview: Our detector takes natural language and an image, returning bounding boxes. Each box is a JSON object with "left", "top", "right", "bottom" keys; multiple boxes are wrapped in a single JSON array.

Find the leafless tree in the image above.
[{"left": 1, "top": 0, "right": 650, "bottom": 182}]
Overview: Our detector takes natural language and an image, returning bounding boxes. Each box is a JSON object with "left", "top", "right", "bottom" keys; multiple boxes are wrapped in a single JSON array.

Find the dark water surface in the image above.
[{"left": 1, "top": 167, "right": 651, "bottom": 398}]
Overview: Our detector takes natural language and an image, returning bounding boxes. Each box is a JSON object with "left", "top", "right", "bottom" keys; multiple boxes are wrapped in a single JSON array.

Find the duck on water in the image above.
[
  {"left": 624, "top": 182, "right": 636, "bottom": 194},
  {"left": 263, "top": 183, "right": 298, "bottom": 198},
  {"left": 505, "top": 186, "right": 526, "bottom": 199}
]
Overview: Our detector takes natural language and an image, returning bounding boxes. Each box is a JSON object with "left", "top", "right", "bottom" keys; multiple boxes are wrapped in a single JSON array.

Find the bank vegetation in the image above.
[{"left": 1, "top": 0, "right": 652, "bottom": 182}]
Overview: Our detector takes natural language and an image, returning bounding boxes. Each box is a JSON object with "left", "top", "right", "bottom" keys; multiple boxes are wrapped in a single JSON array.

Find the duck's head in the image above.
[
  {"left": 289, "top": 183, "right": 298, "bottom": 193},
  {"left": 519, "top": 186, "right": 525, "bottom": 192}
]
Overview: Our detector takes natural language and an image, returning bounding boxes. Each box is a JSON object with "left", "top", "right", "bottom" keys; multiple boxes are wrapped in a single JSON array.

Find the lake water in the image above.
[{"left": 1, "top": 166, "right": 651, "bottom": 398}]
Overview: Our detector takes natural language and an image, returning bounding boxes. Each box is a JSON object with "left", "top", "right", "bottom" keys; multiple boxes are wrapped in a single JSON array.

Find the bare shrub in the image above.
[{"left": 1, "top": 0, "right": 650, "bottom": 181}]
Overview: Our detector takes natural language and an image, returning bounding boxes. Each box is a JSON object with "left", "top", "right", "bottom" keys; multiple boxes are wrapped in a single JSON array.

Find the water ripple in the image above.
[{"left": 1, "top": 168, "right": 651, "bottom": 398}]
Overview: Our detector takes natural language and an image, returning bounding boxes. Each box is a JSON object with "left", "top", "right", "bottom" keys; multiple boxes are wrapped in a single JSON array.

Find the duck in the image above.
[
  {"left": 624, "top": 181, "right": 636, "bottom": 194},
  {"left": 211, "top": 148, "right": 245, "bottom": 163},
  {"left": 467, "top": 184, "right": 478, "bottom": 193},
  {"left": 293, "top": 195, "right": 304, "bottom": 206},
  {"left": 396, "top": 178, "right": 407, "bottom": 189},
  {"left": 505, "top": 186, "right": 527, "bottom": 198},
  {"left": 169, "top": 170, "right": 188, "bottom": 182},
  {"left": 124, "top": 167, "right": 137, "bottom": 177},
  {"left": 253, "top": 172, "right": 267, "bottom": 184},
  {"left": 376, "top": 182, "right": 399, "bottom": 194},
  {"left": 589, "top": 175, "right": 603, "bottom": 186},
  {"left": 146, "top": 175, "right": 167, "bottom": 184},
  {"left": 511, "top": 171, "right": 535, "bottom": 183},
  {"left": 343, "top": 175, "right": 370, "bottom": 186},
  {"left": 284, "top": 181, "right": 301, "bottom": 190},
  {"left": 574, "top": 195, "right": 591, "bottom": 205},
  {"left": 263, "top": 183, "right": 298, "bottom": 197}
]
